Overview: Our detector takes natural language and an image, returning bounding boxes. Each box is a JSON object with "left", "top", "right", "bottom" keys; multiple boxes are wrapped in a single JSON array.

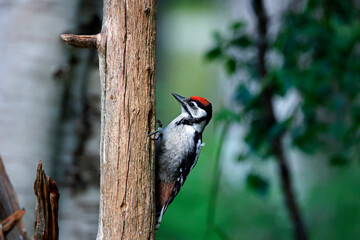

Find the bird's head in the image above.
[{"left": 172, "top": 93, "right": 212, "bottom": 132}]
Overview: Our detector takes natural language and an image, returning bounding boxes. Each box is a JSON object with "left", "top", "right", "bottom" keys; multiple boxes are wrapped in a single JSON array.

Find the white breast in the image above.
[
  {"left": 162, "top": 124, "right": 195, "bottom": 162},
  {"left": 157, "top": 121, "right": 200, "bottom": 181}
]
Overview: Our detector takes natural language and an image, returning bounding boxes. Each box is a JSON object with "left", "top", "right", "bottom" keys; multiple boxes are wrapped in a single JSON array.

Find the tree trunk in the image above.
[
  {"left": 251, "top": 0, "right": 308, "bottom": 239},
  {"left": 62, "top": 0, "right": 157, "bottom": 239},
  {"left": 97, "top": 0, "right": 157, "bottom": 238},
  {"left": 0, "top": 1, "right": 80, "bottom": 234}
]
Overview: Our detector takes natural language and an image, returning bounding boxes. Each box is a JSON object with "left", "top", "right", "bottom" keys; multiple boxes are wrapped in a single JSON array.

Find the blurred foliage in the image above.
[
  {"left": 246, "top": 173, "right": 270, "bottom": 196},
  {"left": 275, "top": 0, "right": 360, "bottom": 166},
  {"left": 158, "top": 0, "right": 216, "bottom": 12},
  {"left": 207, "top": 0, "right": 360, "bottom": 187},
  {"left": 156, "top": 0, "right": 360, "bottom": 239}
]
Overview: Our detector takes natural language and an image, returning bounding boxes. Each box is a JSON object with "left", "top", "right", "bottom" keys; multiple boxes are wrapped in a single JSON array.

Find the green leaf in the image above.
[
  {"left": 225, "top": 58, "right": 237, "bottom": 75},
  {"left": 245, "top": 125, "right": 272, "bottom": 158},
  {"left": 212, "top": 31, "right": 223, "bottom": 45},
  {"left": 205, "top": 47, "right": 222, "bottom": 61},
  {"left": 237, "top": 153, "right": 248, "bottom": 162},
  {"left": 329, "top": 155, "right": 348, "bottom": 166},
  {"left": 246, "top": 173, "right": 269, "bottom": 196},
  {"left": 267, "top": 118, "right": 292, "bottom": 141},
  {"left": 266, "top": 70, "right": 290, "bottom": 96},
  {"left": 231, "top": 36, "right": 252, "bottom": 48},
  {"left": 293, "top": 131, "right": 318, "bottom": 154},
  {"left": 234, "top": 85, "right": 252, "bottom": 105},
  {"left": 231, "top": 21, "right": 245, "bottom": 31}
]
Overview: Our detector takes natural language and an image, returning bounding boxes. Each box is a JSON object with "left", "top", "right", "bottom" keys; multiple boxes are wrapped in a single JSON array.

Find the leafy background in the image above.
[{"left": 156, "top": 0, "right": 360, "bottom": 239}]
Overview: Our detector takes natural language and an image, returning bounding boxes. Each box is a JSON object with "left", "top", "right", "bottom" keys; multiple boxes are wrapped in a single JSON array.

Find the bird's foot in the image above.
[
  {"left": 148, "top": 120, "right": 163, "bottom": 140},
  {"left": 156, "top": 119, "right": 163, "bottom": 128}
]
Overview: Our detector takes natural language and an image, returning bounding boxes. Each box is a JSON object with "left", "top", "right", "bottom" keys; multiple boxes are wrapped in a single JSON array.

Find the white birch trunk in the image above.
[{"left": 0, "top": 0, "right": 78, "bottom": 234}]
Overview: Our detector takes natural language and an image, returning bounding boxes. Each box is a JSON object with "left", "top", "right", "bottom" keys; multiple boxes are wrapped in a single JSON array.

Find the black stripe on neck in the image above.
[
  {"left": 183, "top": 105, "right": 192, "bottom": 118},
  {"left": 175, "top": 117, "right": 207, "bottom": 126}
]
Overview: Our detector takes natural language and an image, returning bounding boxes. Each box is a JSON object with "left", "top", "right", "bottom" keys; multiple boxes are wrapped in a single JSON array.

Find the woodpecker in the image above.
[{"left": 149, "top": 93, "right": 212, "bottom": 230}]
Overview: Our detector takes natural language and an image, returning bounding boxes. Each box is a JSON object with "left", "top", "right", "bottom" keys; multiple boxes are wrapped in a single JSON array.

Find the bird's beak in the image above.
[{"left": 172, "top": 93, "right": 187, "bottom": 107}]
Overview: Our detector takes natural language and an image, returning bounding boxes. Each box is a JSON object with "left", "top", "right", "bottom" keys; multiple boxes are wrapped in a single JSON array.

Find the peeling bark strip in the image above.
[
  {"left": 0, "top": 157, "right": 29, "bottom": 240},
  {"left": 33, "top": 161, "right": 60, "bottom": 240},
  {"left": 61, "top": 0, "right": 157, "bottom": 239}
]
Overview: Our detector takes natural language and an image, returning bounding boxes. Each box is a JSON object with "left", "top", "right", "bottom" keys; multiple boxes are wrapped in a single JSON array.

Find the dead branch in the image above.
[
  {"left": 61, "top": 34, "right": 99, "bottom": 48},
  {"left": 33, "top": 161, "right": 60, "bottom": 240}
]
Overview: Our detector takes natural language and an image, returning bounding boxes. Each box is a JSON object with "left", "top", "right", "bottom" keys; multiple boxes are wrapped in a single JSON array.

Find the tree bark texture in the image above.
[
  {"left": 62, "top": 0, "right": 157, "bottom": 239},
  {"left": 0, "top": 157, "right": 28, "bottom": 240},
  {"left": 33, "top": 161, "right": 60, "bottom": 240},
  {"left": 251, "top": 0, "right": 308, "bottom": 239},
  {"left": 97, "top": 1, "right": 157, "bottom": 239}
]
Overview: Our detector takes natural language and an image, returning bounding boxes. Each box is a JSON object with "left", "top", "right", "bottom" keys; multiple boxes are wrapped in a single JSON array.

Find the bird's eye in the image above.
[{"left": 188, "top": 102, "right": 195, "bottom": 107}]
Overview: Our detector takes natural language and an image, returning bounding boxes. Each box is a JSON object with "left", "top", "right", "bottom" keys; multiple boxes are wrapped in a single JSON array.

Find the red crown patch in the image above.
[{"left": 190, "top": 96, "right": 210, "bottom": 106}]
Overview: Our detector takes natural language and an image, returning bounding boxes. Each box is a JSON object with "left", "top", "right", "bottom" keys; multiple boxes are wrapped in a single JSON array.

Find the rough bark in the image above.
[
  {"left": 97, "top": 1, "right": 157, "bottom": 238},
  {"left": 251, "top": 0, "right": 308, "bottom": 239},
  {"left": 62, "top": 0, "right": 157, "bottom": 239},
  {"left": 0, "top": 157, "right": 28, "bottom": 240},
  {"left": 33, "top": 161, "right": 60, "bottom": 240}
]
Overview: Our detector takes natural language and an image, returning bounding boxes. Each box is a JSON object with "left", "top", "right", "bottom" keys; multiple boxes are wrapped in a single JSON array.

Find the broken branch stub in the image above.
[
  {"left": 60, "top": 34, "right": 99, "bottom": 49},
  {"left": 33, "top": 161, "right": 60, "bottom": 240}
]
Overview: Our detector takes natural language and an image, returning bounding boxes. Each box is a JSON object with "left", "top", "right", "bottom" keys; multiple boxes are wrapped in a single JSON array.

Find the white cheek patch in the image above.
[{"left": 189, "top": 102, "right": 207, "bottom": 119}]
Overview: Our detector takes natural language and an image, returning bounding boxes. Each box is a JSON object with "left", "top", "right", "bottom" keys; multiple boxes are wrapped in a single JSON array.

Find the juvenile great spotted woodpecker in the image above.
[{"left": 149, "top": 93, "right": 212, "bottom": 230}]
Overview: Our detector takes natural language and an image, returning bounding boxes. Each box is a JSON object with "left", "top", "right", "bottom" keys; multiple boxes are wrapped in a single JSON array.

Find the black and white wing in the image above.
[{"left": 156, "top": 131, "right": 202, "bottom": 229}]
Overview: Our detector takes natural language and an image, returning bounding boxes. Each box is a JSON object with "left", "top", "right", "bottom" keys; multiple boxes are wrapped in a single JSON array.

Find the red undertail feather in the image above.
[{"left": 157, "top": 181, "right": 175, "bottom": 208}]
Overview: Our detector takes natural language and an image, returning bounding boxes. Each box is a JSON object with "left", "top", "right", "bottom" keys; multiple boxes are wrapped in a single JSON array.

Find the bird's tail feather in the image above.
[{"left": 155, "top": 205, "right": 167, "bottom": 231}]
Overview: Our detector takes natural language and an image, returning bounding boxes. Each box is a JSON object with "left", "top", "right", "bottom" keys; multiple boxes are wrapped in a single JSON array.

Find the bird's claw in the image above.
[
  {"left": 148, "top": 128, "right": 162, "bottom": 140},
  {"left": 156, "top": 119, "right": 163, "bottom": 128},
  {"left": 149, "top": 120, "right": 163, "bottom": 140}
]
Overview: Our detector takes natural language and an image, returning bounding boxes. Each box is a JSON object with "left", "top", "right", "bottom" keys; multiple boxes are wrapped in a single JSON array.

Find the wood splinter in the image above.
[
  {"left": 33, "top": 161, "right": 60, "bottom": 240},
  {"left": 61, "top": 34, "right": 99, "bottom": 49}
]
